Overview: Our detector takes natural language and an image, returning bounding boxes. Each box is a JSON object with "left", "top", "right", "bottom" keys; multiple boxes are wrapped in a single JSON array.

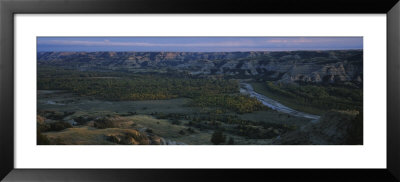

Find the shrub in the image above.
[
  {"left": 93, "top": 118, "right": 115, "bottom": 129},
  {"left": 39, "top": 110, "right": 66, "bottom": 120},
  {"left": 345, "top": 111, "right": 363, "bottom": 145},
  {"left": 106, "top": 135, "right": 121, "bottom": 143},
  {"left": 48, "top": 111, "right": 65, "bottom": 120},
  {"left": 179, "top": 130, "right": 186, "bottom": 135},
  {"left": 186, "top": 127, "right": 195, "bottom": 134},
  {"left": 171, "top": 119, "right": 181, "bottom": 125},
  {"left": 38, "top": 121, "right": 72, "bottom": 132},
  {"left": 37, "top": 122, "right": 50, "bottom": 133},
  {"left": 227, "top": 137, "right": 235, "bottom": 145},
  {"left": 37, "top": 130, "right": 50, "bottom": 145},
  {"left": 145, "top": 128, "right": 153, "bottom": 133},
  {"left": 52, "top": 137, "right": 66, "bottom": 145},
  {"left": 74, "top": 116, "right": 94, "bottom": 125},
  {"left": 48, "top": 122, "right": 72, "bottom": 131},
  {"left": 211, "top": 130, "right": 226, "bottom": 145}
]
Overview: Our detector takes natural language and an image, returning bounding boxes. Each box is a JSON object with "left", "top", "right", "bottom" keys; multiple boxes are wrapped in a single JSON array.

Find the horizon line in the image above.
[{"left": 37, "top": 48, "right": 363, "bottom": 53}]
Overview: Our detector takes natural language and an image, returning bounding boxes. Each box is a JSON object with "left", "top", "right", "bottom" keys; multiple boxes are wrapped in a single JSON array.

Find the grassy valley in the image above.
[{"left": 37, "top": 50, "right": 363, "bottom": 145}]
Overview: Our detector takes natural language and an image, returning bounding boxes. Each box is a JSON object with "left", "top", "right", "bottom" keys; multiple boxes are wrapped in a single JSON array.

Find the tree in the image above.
[
  {"left": 211, "top": 130, "right": 226, "bottom": 145},
  {"left": 227, "top": 137, "right": 235, "bottom": 145},
  {"left": 346, "top": 111, "right": 363, "bottom": 145},
  {"left": 37, "top": 130, "right": 50, "bottom": 145}
]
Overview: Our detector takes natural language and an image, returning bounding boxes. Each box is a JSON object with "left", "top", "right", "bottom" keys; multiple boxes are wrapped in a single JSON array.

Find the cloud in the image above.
[
  {"left": 37, "top": 39, "right": 258, "bottom": 47},
  {"left": 264, "top": 37, "right": 356, "bottom": 44},
  {"left": 266, "top": 38, "right": 313, "bottom": 43},
  {"left": 37, "top": 37, "right": 363, "bottom": 52}
]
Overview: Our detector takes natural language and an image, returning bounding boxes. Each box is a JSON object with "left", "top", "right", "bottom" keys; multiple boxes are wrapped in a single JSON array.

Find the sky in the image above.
[{"left": 37, "top": 37, "right": 363, "bottom": 52}]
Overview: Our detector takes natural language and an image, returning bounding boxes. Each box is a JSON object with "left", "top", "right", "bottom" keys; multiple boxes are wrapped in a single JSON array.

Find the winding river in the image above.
[{"left": 240, "top": 83, "right": 320, "bottom": 121}]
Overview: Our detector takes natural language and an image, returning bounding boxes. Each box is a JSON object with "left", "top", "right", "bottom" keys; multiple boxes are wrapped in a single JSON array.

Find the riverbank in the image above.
[{"left": 240, "top": 83, "right": 320, "bottom": 121}]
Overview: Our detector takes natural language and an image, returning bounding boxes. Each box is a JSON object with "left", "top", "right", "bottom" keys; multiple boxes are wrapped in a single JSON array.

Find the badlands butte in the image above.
[
  {"left": 37, "top": 50, "right": 363, "bottom": 145},
  {"left": 37, "top": 50, "right": 363, "bottom": 84}
]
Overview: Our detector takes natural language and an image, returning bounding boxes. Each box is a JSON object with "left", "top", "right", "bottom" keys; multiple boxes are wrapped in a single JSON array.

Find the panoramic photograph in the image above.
[{"left": 36, "top": 37, "right": 363, "bottom": 145}]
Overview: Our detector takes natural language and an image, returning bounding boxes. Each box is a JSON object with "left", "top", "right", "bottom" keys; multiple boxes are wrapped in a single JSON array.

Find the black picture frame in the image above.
[{"left": 1, "top": 0, "right": 399, "bottom": 181}]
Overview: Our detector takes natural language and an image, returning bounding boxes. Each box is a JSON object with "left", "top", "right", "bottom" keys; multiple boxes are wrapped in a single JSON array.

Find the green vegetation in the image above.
[
  {"left": 93, "top": 117, "right": 117, "bottom": 129},
  {"left": 211, "top": 130, "right": 226, "bottom": 145},
  {"left": 346, "top": 111, "right": 363, "bottom": 145},
  {"left": 38, "top": 68, "right": 266, "bottom": 114},
  {"left": 38, "top": 68, "right": 238, "bottom": 100},
  {"left": 227, "top": 137, "right": 235, "bottom": 144},
  {"left": 38, "top": 110, "right": 74, "bottom": 120},
  {"left": 191, "top": 94, "right": 267, "bottom": 114},
  {"left": 252, "top": 81, "right": 362, "bottom": 115},
  {"left": 37, "top": 117, "right": 71, "bottom": 144},
  {"left": 37, "top": 130, "right": 50, "bottom": 145},
  {"left": 152, "top": 112, "right": 294, "bottom": 140},
  {"left": 38, "top": 121, "right": 72, "bottom": 132}
]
